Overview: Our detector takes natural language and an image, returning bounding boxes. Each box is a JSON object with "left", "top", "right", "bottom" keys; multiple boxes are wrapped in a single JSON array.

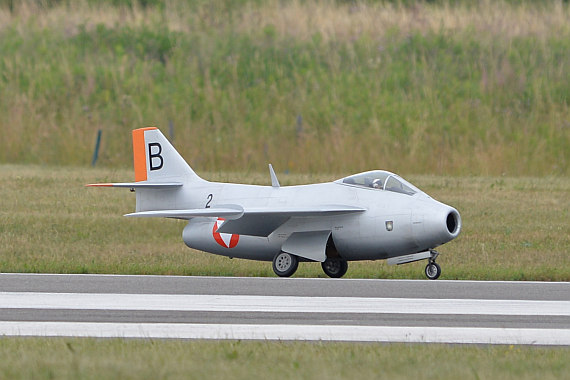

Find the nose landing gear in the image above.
[{"left": 425, "top": 250, "right": 441, "bottom": 280}]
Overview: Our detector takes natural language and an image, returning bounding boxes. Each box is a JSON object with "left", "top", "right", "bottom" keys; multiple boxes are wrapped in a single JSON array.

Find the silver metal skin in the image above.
[{"left": 88, "top": 128, "right": 461, "bottom": 279}]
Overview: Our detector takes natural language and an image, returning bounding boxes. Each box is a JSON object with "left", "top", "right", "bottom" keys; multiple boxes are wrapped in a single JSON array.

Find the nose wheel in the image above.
[
  {"left": 425, "top": 250, "right": 441, "bottom": 280},
  {"left": 425, "top": 262, "right": 441, "bottom": 280}
]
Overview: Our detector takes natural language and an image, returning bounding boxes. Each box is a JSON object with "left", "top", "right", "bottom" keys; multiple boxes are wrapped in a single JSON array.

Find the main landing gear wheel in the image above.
[
  {"left": 425, "top": 262, "right": 441, "bottom": 280},
  {"left": 272, "top": 252, "right": 299, "bottom": 277},
  {"left": 321, "top": 258, "right": 348, "bottom": 278}
]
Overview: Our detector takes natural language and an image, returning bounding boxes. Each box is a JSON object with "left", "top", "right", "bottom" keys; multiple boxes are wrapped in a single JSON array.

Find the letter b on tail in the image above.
[{"left": 148, "top": 142, "right": 163, "bottom": 171}]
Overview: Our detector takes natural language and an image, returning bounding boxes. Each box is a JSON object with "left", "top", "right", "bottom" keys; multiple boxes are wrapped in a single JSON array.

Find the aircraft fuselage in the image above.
[{"left": 181, "top": 180, "right": 461, "bottom": 262}]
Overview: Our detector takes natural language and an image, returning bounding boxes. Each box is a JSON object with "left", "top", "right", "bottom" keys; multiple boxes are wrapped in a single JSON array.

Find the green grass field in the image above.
[
  {"left": 0, "top": 338, "right": 568, "bottom": 380},
  {"left": 1, "top": 164, "right": 568, "bottom": 280}
]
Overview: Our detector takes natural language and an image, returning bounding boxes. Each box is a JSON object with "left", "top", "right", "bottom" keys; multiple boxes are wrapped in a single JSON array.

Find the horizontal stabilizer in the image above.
[{"left": 86, "top": 182, "right": 183, "bottom": 189}]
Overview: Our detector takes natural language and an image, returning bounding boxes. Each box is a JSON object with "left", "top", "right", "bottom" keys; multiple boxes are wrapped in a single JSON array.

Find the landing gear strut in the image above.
[{"left": 424, "top": 250, "right": 441, "bottom": 280}]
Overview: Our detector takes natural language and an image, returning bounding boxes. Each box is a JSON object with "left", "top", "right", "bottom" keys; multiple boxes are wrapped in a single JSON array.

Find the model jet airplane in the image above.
[{"left": 88, "top": 127, "right": 461, "bottom": 279}]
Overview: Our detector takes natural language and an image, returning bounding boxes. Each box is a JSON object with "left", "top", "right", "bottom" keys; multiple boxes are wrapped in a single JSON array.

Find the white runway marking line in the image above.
[
  {"left": 1, "top": 292, "right": 569, "bottom": 316},
  {"left": 0, "top": 322, "right": 569, "bottom": 345}
]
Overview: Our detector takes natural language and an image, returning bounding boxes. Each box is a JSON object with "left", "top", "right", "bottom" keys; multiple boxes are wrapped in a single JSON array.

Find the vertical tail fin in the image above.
[
  {"left": 132, "top": 127, "right": 202, "bottom": 183},
  {"left": 87, "top": 127, "right": 204, "bottom": 213}
]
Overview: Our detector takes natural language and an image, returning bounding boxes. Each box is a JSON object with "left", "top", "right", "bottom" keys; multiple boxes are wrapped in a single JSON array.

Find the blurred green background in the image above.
[{"left": 0, "top": 0, "right": 568, "bottom": 176}]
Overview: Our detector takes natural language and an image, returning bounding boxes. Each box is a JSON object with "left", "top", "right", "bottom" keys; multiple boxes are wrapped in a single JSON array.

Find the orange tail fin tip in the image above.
[{"left": 132, "top": 127, "right": 158, "bottom": 182}]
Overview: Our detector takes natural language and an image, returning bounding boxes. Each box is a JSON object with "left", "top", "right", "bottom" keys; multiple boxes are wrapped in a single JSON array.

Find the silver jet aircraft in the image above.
[{"left": 89, "top": 127, "right": 461, "bottom": 279}]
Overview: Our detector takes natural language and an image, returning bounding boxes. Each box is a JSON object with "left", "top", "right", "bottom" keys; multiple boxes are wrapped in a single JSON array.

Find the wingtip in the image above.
[{"left": 85, "top": 183, "right": 114, "bottom": 187}]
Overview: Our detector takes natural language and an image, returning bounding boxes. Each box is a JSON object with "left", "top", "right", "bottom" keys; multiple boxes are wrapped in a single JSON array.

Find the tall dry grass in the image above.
[
  {"left": 0, "top": 0, "right": 568, "bottom": 175},
  {"left": 3, "top": 1, "right": 568, "bottom": 40}
]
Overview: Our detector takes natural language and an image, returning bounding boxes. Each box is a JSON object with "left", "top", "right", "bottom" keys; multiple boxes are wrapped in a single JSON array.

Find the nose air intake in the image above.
[
  {"left": 412, "top": 204, "right": 461, "bottom": 250},
  {"left": 446, "top": 210, "right": 461, "bottom": 236}
]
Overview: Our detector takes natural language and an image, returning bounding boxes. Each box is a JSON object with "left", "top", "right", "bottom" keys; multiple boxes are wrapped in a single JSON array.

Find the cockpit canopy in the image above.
[{"left": 337, "top": 170, "right": 420, "bottom": 196}]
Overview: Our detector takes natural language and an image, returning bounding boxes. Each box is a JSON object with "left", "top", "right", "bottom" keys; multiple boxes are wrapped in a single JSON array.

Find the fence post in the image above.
[{"left": 91, "top": 129, "right": 102, "bottom": 166}]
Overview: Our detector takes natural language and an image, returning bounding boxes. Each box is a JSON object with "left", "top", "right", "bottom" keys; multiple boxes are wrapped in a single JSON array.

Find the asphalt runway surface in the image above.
[{"left": 0, "top": 274, "right": 569, "bottom": 345}]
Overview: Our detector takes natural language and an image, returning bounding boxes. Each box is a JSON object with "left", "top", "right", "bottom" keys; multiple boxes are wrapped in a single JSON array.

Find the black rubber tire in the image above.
[
  {"left": 425, "top": 262, "right": 441, "bottom": 280},
  {"left": 321, "top": 258, "right": 349, "bottom": 278},
  {"left": 272, "top": 252, "right": 299, "bottom": 277}
]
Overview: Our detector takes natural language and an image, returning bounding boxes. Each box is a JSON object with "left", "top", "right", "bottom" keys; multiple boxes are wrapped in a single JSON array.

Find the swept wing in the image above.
[{"left": 125, "top": 205, "right": 365, "bottom": 237}]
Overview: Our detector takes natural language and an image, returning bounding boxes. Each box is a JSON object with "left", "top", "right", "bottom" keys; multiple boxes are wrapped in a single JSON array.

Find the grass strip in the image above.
[
  {"left": 0, "top": 337, "right": 568, "bottom": 380},
  {"left": 0, "top": 164, "right": 568, "bottom": 280}
]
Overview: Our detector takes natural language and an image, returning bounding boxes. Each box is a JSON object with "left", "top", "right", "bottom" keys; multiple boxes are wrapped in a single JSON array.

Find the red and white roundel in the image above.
[{"left": 212, "top": 218, "right": 239, "bottom": 248}]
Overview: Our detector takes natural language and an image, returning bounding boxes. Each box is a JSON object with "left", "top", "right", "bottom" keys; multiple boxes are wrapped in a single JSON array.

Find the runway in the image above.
[{"left": 0, "top": 274, "right": 568, "bottom": 345}]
